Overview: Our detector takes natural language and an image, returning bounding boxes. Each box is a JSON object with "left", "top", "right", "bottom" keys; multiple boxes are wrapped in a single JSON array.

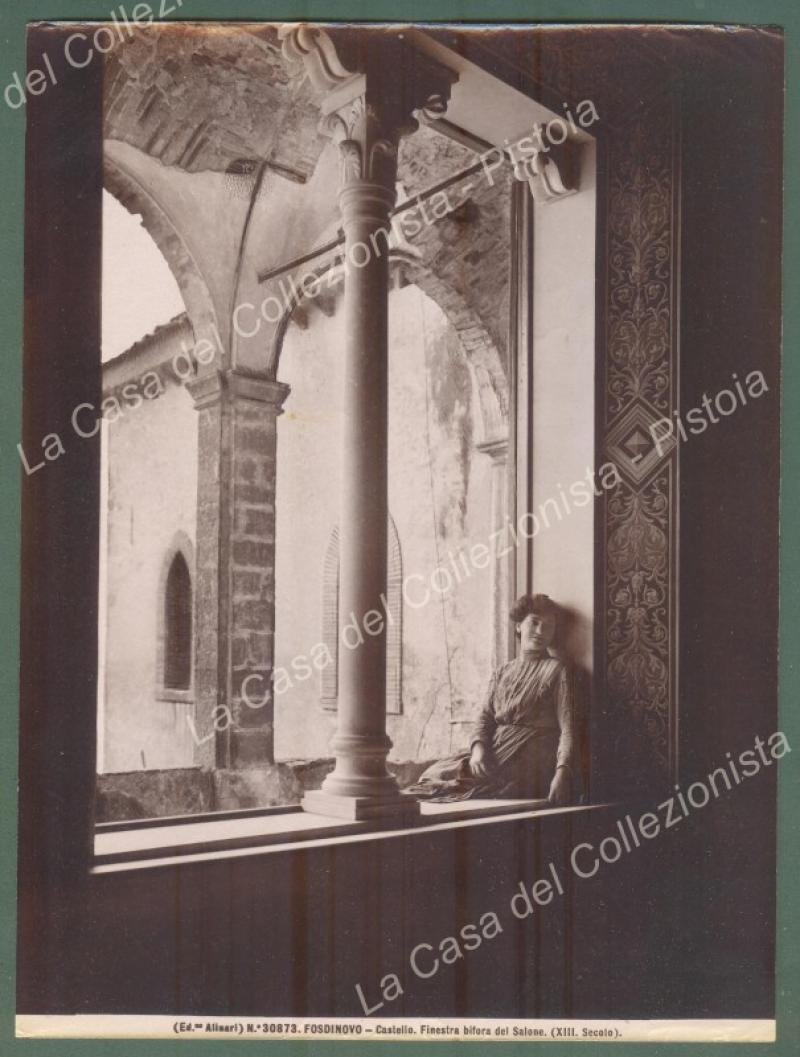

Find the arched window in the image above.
[
  {"left": 157, "top": 537, "right": 194, "bottom": 701},
  {"left": 321, "top": 517, "right": 403, "bottom": 714},
  {"left": 164, "top": 552, "right": 192, "bottom": 690}
]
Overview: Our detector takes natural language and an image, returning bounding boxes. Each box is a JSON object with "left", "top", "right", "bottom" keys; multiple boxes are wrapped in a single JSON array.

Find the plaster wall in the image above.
[
  {"left": 530, "top": 142, "right": 596, "bottom": 671},
  {"left": 100, "top": 358, "right": 199, "bottom": 773}
]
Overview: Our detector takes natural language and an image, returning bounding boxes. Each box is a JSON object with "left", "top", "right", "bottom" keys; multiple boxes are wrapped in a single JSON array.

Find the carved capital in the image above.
[
  {"left": 321, "top": 96, "right": 404, "bottom": 191},
  {"left": 281, "top": 25, "right": 457, "bottom": 192},
  {"left": 510, "top": 138, "right": 581, "bottom": 205}
]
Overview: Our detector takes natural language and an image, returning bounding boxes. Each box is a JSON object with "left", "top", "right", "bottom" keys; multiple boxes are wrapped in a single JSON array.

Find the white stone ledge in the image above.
[{"left": 92, "top": 801, "right": 607, "bottom": 875}]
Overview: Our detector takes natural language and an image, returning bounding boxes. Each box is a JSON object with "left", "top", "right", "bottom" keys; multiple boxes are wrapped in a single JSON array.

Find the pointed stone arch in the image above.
[
  {"left": 405, "top": 260, "right": 508, "bottom": 445},
  {"left": 103, "top": 150, "right": 223, "bottom": 359},
  {"left": 270, "top": 251, "right": 509, "bottom": 445}
]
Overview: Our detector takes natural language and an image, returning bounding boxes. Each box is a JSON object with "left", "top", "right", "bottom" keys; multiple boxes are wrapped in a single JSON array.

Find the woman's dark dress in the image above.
[{"left": 410, "top": 654, "right": 576, "bottom": 801}]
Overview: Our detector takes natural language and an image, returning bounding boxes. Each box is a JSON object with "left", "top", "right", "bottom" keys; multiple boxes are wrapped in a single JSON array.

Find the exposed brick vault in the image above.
[{"left": 104, "top": 23, "right": 325, "bottom": 178}]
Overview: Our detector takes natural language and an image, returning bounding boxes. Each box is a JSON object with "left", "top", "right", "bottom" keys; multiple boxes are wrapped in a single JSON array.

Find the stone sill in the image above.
[{"left": 92, "top": 801, "right": 604, "bottom": 875}]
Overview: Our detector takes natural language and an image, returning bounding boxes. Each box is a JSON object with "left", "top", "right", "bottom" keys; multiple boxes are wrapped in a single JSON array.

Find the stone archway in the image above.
[
  {"left": 406, "top": 262, "right": 508, "bottom": 446},
  {"left": 103, "top": 150, "right": 222, "bottom": 359},
  {"left": 269, "top": 249, "right": 509, "bottom": 447}
]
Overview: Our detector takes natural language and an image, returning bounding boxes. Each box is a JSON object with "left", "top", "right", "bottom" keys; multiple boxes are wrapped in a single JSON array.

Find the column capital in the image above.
[
  {"left": 280, "top": 25, "right": 457, "bottom": 191},
  {"left": 187, "top": 370, "right": 291, "bottom": 412}
]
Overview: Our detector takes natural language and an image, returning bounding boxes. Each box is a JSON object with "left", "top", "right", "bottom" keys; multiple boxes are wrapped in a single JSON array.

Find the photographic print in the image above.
[{"left": 5, "top": 4, "right": 795, "bottom": 1051}]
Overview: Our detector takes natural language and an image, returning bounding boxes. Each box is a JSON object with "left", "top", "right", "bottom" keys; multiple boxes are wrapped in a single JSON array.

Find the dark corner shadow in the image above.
[{"left": 552, "top": 604, "right": 592, "bottom": 804}]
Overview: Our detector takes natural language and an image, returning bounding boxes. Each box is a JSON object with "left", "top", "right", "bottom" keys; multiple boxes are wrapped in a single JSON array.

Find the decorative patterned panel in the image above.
[
  {"left": 603, "top": 91, "right": 678, "bottom": 783},
  {"left": 605, "top": 399, "right": 677, "bottom": 487},
  {"left": 606, "top": 467, "right": 672, "bottom": 769}
]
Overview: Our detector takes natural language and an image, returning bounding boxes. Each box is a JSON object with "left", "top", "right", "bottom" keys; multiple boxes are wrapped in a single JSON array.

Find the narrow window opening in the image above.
[{"left": 163, "top": 552, "right": 192, "bottom": 691}]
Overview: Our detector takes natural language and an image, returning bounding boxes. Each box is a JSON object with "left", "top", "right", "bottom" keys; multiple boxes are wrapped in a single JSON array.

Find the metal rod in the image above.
[
  {"left": 258, "top": 235, "right": 344, "bottom": 284},
  {"left": 257, "top": 154, "right": 503, "bottom": 285}
]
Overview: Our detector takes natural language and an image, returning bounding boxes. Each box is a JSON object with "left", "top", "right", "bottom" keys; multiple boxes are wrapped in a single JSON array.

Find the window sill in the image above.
[{"left": 92, "top": 800, "right": 607, "bottom": 874}]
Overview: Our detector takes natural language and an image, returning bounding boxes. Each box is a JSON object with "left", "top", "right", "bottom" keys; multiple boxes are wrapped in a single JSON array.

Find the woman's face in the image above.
[{"left": 518, "top": 611, "right": 556, "bottom": 652}]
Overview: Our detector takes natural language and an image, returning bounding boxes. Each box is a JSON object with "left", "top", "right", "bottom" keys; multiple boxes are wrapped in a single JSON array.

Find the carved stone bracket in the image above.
[
  {"left": 510, "top": 137, "right": 581, "bottom": 204},
  {"left": 277, "top": 24, "right": 359, "bottom": 93},
  {"left": 280, "top": 23, "right": 457, "bottom": 193}
]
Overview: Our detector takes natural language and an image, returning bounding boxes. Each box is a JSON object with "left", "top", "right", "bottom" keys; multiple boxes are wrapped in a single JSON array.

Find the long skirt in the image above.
[{"left": 408, "top": 728, "right": 560, "bottom": 802}]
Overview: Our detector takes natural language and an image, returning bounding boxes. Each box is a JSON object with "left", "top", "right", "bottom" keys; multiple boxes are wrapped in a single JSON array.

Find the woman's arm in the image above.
[
  {"left": 469, "top": 668, "right": 500, "bottom": 775},
  {"left": 549, "top": 664, "right": 577, "bottom": 803}
]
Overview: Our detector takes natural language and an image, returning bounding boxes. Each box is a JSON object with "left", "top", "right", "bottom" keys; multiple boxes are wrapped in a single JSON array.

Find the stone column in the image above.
[
  {"left": 289, "top": 32, "right": 455, "bottom": 820},
  {"left": 188, "top": 369, "right": 290, "bottom": 773},
  {"left": 302, "top": 96, "right": 414, "bottom": 820},
  {"left": 476, "top": 436, "right": 510, "bottom": 666}
]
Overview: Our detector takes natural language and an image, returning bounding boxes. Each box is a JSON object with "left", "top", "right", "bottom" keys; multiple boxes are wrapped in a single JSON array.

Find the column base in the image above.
[{"left": 302, "top": 789, "right": 421, "bottom": 821}]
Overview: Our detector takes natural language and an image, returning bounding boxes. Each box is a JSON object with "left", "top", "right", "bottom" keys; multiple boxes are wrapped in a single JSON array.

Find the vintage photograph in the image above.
[{"left": 16, "top": 15, "right": 784, "bottom": 1042}]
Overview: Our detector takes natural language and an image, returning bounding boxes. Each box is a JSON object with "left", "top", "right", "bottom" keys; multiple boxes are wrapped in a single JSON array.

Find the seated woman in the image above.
[{"left": 409, "top": 593, "right": 576, "bottom": 804}]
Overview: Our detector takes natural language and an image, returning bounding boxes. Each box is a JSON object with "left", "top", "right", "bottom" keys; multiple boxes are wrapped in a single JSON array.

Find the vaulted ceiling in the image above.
[
  {"left": 104, "top": 19, "right": 774, "bottom": 391},
  {"left": 104, "top": 24, "right": 325, "bottom": 179}
]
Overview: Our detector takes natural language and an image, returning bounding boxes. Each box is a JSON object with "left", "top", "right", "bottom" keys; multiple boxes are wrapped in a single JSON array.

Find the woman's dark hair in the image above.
[{"left": 509, "top": 593, "right": 558, "bottom": 625}]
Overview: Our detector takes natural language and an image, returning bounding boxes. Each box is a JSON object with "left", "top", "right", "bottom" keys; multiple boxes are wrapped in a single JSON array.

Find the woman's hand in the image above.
[
  {"left": 548, "top": 766, "right": 571, "bottom": 805},
  {"left": 469, "top": 742, "right": 490, "bottom": 778}
]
